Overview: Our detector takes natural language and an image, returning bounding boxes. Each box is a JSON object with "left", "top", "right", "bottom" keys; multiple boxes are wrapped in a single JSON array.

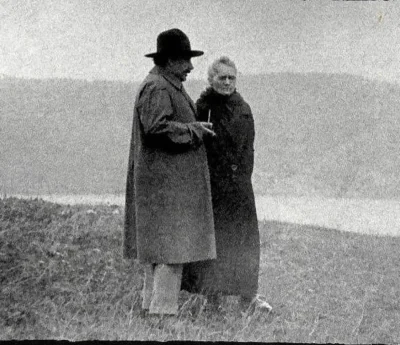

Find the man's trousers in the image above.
[{"left": 142, "top": 263, "right": 183, "bottom": 315}]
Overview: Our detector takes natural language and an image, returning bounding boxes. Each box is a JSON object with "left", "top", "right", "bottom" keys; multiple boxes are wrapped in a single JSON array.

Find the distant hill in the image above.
[
  {"left": 239, "top": 73, "right": 400, "bottom": 198},
  {"left": 1, "top": 73, "right": 400, "bottom": 198}
]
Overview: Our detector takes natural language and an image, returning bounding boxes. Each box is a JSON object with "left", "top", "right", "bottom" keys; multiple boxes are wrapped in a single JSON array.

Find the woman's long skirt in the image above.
[{"left": 182, "top": 176, "right": 260, "bottom": 300}]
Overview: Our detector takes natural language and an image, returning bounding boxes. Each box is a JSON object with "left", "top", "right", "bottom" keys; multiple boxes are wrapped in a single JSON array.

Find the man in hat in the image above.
[{"left": 123, "top": 28, "right": 217, "bottom": 315}]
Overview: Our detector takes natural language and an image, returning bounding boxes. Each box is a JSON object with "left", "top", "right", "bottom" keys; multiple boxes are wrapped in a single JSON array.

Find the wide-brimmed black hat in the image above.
[{"left": 145, "top": 28, "right": 204, "bottom": 58}]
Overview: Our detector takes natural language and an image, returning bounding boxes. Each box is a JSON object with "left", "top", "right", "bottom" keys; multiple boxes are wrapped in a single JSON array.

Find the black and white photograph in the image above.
[{"left": 1, "top": 0, "right": 400, "bottom": 342}]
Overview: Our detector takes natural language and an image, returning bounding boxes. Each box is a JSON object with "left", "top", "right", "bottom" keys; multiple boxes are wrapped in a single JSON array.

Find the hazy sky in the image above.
[{"left": 1, "top": 0, "right": 400, "bottom": 82}]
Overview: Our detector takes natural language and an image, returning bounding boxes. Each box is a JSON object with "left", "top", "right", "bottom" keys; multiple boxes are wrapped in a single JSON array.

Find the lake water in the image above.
[{"left": 4, "top": 193, "right": 400, "bottom": 237}]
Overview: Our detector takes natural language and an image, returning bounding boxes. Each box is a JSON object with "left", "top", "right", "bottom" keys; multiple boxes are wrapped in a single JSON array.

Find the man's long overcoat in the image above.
[
  {"left": 182, "top": 88, "right": 260, "bottom": 299},
  {"left": 123, "top": 67, "right": 216, "bottom": 264}
]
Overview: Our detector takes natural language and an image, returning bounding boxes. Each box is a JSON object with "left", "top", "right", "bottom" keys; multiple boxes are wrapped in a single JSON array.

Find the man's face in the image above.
[
  {"left": 210, "top": 63, "right": 237, "bottom": 96},
  {"left": 166, "top": 57, "right": 194, "bottom": 82}
]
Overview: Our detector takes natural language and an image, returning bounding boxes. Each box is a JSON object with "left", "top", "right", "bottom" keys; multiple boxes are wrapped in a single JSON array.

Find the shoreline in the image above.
[{"left": 3, "top": 193, "right": 400, "bottom": 237}]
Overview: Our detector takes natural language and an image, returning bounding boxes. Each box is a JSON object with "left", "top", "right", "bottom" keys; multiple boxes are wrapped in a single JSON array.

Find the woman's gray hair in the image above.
[{"left": 207, "top": 56, "right": 237, "bottom": 84}]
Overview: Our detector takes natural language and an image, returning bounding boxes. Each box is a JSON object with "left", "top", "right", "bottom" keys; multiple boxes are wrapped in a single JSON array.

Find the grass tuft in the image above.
[{"left": 1, "top": 197, "right": 399, "bottom": 342}]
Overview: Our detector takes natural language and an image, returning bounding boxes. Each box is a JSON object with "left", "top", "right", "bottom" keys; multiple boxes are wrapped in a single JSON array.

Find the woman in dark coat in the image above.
[{"left": 182, "top": 56, "right": 271, "bottom": 312}]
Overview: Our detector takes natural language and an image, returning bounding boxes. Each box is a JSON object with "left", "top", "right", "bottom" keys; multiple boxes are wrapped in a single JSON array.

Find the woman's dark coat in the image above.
[
  {"left": 123, "top": 67, "right": 216, "bottom": 264},
  {"left": 182, "top": 87, "right": 260, "bottom": 299}
]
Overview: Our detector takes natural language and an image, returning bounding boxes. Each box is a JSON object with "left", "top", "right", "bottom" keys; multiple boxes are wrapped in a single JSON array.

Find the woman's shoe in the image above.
[
  {"left": 240, "top": 294, "right": 272, "bottom": 315},
  {"left": 252, "top": 294, "right": 272, "bottom": 312}
]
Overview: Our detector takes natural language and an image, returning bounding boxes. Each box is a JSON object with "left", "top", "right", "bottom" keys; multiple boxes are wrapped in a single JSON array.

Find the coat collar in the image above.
[
  {"left": 150, "top": 66, "right": 182, "bottom": 91},
  {"left": 197, "top": 87, "right": 245, "bottom": 110},
  {"left": 149, "top": 65, "right": 197, "bottom": 114}
]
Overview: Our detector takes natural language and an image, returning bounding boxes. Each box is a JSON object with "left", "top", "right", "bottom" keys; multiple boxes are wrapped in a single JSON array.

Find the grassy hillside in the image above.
[
  {"left": 1, "top": 73, "right": 400, "bottom": 198},
  {"left": 1, "top": 197, "right": 399, "bottom": 342}
]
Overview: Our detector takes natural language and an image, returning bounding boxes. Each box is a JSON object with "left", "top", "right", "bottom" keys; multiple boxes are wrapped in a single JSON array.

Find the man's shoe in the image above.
[{"left": 139, "top": 309, "right": 149, "bottom": 318}]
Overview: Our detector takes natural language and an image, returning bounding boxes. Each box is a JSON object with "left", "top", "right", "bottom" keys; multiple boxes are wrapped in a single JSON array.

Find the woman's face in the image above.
[{"left": 210, "top": 64, "right": 237, "bottom": 96}]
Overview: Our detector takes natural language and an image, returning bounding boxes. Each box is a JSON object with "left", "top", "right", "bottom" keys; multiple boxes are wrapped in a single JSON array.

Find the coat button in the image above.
[{"left": 231, "top": 164, "right": 238, "bottom": 171}]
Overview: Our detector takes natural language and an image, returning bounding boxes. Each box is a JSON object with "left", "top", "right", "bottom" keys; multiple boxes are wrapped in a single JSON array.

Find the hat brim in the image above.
[{"left": 145, "top": 50, "right": 204, "bottom": 58}]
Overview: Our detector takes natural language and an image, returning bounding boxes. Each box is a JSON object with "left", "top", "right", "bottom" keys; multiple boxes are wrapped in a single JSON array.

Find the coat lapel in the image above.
[{"left": 158, "top": 68, "right": 197, "bottom": 117}]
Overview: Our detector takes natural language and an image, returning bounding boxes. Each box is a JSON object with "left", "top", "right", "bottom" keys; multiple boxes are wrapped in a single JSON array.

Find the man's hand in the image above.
[{"left": 198, "top": 122, "right": 216, "bottom": 137}]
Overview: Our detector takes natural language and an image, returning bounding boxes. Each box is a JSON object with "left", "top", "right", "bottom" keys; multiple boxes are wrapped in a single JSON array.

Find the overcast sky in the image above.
[{"left": 1, "top": 0, "right": 399, "bottom": 82}]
